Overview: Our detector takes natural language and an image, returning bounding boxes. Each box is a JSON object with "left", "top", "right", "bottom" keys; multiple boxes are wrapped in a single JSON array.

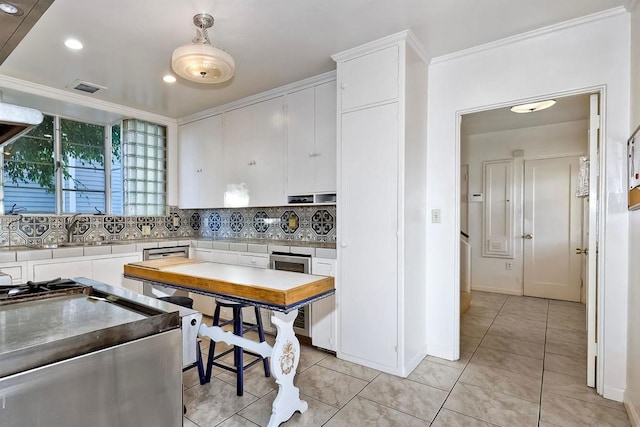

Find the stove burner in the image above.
[{"left": 0, "top": 278, "right": 87, "bottom": 302}]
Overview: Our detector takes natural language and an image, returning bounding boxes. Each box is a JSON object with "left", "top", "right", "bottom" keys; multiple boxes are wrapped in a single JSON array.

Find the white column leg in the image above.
[{"left": 267, "top": 309, "right": 307, "bottom": 427}]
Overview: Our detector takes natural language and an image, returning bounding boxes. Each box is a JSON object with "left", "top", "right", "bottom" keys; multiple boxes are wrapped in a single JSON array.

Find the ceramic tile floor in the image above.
[{"left": 182, "top": 292, "right": 631, "bottom": 426}]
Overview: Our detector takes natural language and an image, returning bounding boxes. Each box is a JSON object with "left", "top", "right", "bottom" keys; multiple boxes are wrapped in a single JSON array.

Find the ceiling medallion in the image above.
[{"left": 171, "top": 13, "right": 235, "bottom": 84}]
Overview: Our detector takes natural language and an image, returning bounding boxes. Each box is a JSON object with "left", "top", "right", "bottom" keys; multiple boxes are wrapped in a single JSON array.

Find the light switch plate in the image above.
[
  {"left": 431, "top": 209, "right": 441, "bottom": 223},
  {"left": 173, "top": 217, "right": 180, "bottom": 227},
  {"left": 141, "top": 225, "right": 151, "bottom": 236}
]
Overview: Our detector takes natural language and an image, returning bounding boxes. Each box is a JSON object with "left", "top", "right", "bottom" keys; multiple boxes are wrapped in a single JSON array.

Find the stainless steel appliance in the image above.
[
  {"left": 0, "top": 277, "right": 184, "bottom": 427},
  {"left": 142, "top": 245, "right": 190, "bottom": 298},
  {"left": 141, "top": 245, "right": 203, "bottom": 369},
  {"left": 269, "top": 251, "right": 312, "bottom": 337}
]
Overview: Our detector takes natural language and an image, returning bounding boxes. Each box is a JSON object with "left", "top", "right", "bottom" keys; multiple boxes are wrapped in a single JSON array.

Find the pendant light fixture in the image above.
[{"left": 171, "top": 13, "right": 235, "bottom": 84}]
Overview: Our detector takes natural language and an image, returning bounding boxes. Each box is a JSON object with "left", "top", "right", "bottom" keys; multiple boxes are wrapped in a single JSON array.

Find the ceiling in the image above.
[
  {"left": 462, "top": 94, "right": 591, "bottom": 136},
  {"left": 0, "top": 0, "right": 625, "bottom": 121}
]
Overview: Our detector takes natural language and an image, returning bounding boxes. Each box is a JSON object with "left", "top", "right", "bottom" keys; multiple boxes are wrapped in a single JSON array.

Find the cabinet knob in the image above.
[
  {"left": 340, "top": 243, "right": 347, "bottom": 248},
  {"left": 248, "top": 160, "right": 256, "bottom": 166},
  {"left": 341, "top": 83, "right": 348, "bottom": 89}
]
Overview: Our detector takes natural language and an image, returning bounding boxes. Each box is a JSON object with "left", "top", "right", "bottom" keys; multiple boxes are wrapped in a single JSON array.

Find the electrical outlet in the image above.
[
  {"left": 173, "top": 217, "right": 180, "bottom": 227},
  {"left": 505, "top": 261, "right": 512, "bottom": 270},
  {"left": 141, "top": 225, "right": 151, "bottom": 236}
]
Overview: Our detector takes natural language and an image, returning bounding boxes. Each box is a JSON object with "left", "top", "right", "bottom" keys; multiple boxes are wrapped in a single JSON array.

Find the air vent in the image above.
[{"left": 69, "top": 80, "right": 107, "bottom": 94}]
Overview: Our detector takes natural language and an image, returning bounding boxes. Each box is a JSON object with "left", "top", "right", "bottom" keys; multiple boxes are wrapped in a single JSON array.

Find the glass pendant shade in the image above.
[
  {"left": 171, "top": 43, "right": 235, "bottom": 83},
  {"left": 171, "top": 13, "right": 235, "bottom": 84}
]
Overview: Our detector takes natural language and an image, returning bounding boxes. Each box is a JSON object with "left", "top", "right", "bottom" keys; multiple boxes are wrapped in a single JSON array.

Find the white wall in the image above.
[
  {"left": 462, "top": 120, "right": 588, "bottom": 295},
  {"left": 626, "top": 5, "right": 640, "bottom": 425},
  {"left": 426, "top": 9, "right": 630, "bottom": 400}
]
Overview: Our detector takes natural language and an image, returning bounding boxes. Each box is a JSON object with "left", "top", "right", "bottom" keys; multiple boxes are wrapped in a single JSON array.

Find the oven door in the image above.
[{"left": 269, "top": 252, "right": 312, "bottom": 337}]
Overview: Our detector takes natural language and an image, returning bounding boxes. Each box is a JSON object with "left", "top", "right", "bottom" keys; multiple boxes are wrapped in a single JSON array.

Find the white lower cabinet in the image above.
[
  {"left": 93, "top": 254, "right": 143, "bottom": 293},
  {"left": 0, "top": 261, "right": 27, "bottom": 285},
  {"left": 31, "top": 258, "right": 93, "bottom": 282},
  {"left": 28, "top": 253, "right": 142, "bottom": 291},
  {"left": 311, "top": 258, "right": 337, "bottom": 351}
]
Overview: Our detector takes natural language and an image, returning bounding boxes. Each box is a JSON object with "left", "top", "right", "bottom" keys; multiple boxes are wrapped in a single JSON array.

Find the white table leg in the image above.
[{"left": 268, "top": 309, "right": 307, "bottom": 427}]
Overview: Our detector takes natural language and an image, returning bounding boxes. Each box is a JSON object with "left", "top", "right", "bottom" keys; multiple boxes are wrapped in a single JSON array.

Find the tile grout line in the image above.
[{"left": 428, "top": 293, "right": 509, "bottom": 425}]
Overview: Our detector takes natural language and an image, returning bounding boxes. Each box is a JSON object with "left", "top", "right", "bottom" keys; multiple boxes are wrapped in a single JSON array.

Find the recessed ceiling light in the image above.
[
  {"left": 0, "top": 2, "right": 23, "bottom": 16},
  {"left": 510, "top": 99, "right": 556, "bottom": 114},
  {"left": 163, "top": 75, "right": 177, "bottom": 83},
  {"left": 64, "top": 39, "right": 83, "bottom": 50}
]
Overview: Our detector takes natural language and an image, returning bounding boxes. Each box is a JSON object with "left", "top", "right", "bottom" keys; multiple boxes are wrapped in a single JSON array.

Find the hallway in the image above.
[{"left": 454, "top": 291, "right": 630, "bottom": 426}]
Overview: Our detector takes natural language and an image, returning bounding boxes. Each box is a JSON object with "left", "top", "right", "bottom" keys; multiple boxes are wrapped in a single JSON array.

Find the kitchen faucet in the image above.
[
  {"left": 66, "top": 213, "right": 81, "bottom": 243},
  {"left": 7, "top": 214, "right": 23, "bottom": 249}
]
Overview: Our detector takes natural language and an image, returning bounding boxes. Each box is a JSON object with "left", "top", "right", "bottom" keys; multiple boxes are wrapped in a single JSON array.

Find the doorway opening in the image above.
[{"left": 457, "top": 90, "right": 601, "bottom": 390}]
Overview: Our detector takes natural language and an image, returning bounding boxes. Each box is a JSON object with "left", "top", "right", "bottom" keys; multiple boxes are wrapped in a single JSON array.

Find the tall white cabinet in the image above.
[{"left": 333, "top": 31, "right": 429, "bottom": 376}]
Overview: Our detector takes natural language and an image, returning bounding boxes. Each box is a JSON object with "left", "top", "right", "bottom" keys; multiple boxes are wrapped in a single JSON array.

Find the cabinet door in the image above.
[
  {"left": 178, "top": 115, "right": 223, "bottom": 208},
  {"left": 339, "top": 45, "right": 399, "bottom": 111},
  {"left": 286, "top": 87, "right": 315, "bottom": 195},
  {"left": 93, "top": 254, "right": 142, "bottom": 293},
  {"left": 339, "top": 103, "right": 399, "bottom": 368},
  {"left": 222, "top": 97, "right": 285, "bottom": 207},
  {"left": 32, "top": 259, "right": 93, "bottom": 282},
  {"left": 311, "top": 258, "right": 337, "bottom": 351},
  {"left": 314, "top": 80, "right": 337, "bottom": 193}
]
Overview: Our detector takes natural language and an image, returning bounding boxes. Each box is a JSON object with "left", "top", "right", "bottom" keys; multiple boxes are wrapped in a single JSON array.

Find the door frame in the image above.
[{"left": 455, "top": 86, "right": 606, "bottom": 393}]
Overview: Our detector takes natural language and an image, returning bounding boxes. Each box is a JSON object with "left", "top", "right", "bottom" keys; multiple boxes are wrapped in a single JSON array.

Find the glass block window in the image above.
[
  {"left": 122, "top": 119, "right": 166, "bottom": 216},
  {"left": 1, "top": 115, "right": 56, "bottom": 213},
  {"left": 111, "top": 124, "right": 123, "bottom": 215},
  {"left": 60, "top": 118, "right": 106, "bottom": 213}
]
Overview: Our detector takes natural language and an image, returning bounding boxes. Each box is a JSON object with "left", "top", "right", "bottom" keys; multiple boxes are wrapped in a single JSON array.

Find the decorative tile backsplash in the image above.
[
  {"left": 199, "top": 206, "right": 336, "bottom": 242},
  {"left": 0, "top": 205, "right": 336, "bottom": 247}
]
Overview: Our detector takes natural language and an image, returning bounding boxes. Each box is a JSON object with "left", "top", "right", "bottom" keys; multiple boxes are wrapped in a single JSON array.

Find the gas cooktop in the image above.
[{"left": 0, "top": 278, "right": 88, "bottom": 303}]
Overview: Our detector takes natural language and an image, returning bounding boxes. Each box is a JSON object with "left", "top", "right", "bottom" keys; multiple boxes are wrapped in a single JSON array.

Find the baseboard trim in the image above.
[
  {"left": 471, "top": 284, "right": 522, "bottom": 296},
  {"left": 625, "top": 391, "right": 640, "bottom": 426}
]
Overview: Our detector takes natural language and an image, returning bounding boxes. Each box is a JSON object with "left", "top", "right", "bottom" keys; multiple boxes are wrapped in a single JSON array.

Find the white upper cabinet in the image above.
[
  {"left": 339, "top": 45, "right": 399, "bottom": 111},
  {"left": 285, "top": 80, "right": 337, "bottom": 196},
  {"left": 178, "top": 115, "right": 223, "bottom": 208},
  {"left": 222, "top": 97, "right": 285, "bottom": 207}
]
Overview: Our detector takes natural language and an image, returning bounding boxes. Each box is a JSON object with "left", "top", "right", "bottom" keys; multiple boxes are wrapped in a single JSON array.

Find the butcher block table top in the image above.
[{"left": 123, "top": 258, "right": 335, "bottom": 311}]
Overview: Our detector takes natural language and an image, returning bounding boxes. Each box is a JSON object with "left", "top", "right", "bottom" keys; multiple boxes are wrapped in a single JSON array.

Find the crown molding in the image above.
[
  {"left": 0, "top": 74, "right": 177, "bottom": 126},
  {"left": 431, "top": 6, "right": 627, "bottom": 65},
  {"left": 178, "top": 70, "right": 336, "bottom": 125}
]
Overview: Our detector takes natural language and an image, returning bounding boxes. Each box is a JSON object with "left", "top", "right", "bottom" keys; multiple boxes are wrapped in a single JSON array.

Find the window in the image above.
[
  {"left": 60, "top": 118, "right": 106, "bottom": 213},
  {"left": 121, "top": 119, "right": 166, "bottom": 216},
  {"left": 0, "top": 114, "right": 166, "bottom": 215}
]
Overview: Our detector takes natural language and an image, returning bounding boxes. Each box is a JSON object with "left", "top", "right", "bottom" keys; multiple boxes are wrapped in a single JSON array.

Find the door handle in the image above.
[
  {"left": 576, "top": 248, "right": 589, "bottom": 255},
  {"left": 522, "top": 234, "right": 533, "bottom": 239}
]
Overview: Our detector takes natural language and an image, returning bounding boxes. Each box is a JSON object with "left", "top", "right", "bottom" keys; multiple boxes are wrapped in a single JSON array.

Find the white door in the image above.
[
  {"left": 339, "top": 102, "right": 399, "bottom": 368},
  {"left": 523, "top": 156, "right": 582, "bottom": 301}
]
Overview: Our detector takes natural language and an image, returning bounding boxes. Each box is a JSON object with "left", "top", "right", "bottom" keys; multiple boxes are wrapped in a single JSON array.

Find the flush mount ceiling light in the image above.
[
  {"left": 0, "top": 2, "right": 23, "bottom": 15},
  {"left": 64, "top": 39, "right": 83, "bottom": 50},
  {"left": 510, "top": 99, "right": 556, "bottom": 113},
  {"left": 171, "top": 13, "right": 235, "bottom": 84}
]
